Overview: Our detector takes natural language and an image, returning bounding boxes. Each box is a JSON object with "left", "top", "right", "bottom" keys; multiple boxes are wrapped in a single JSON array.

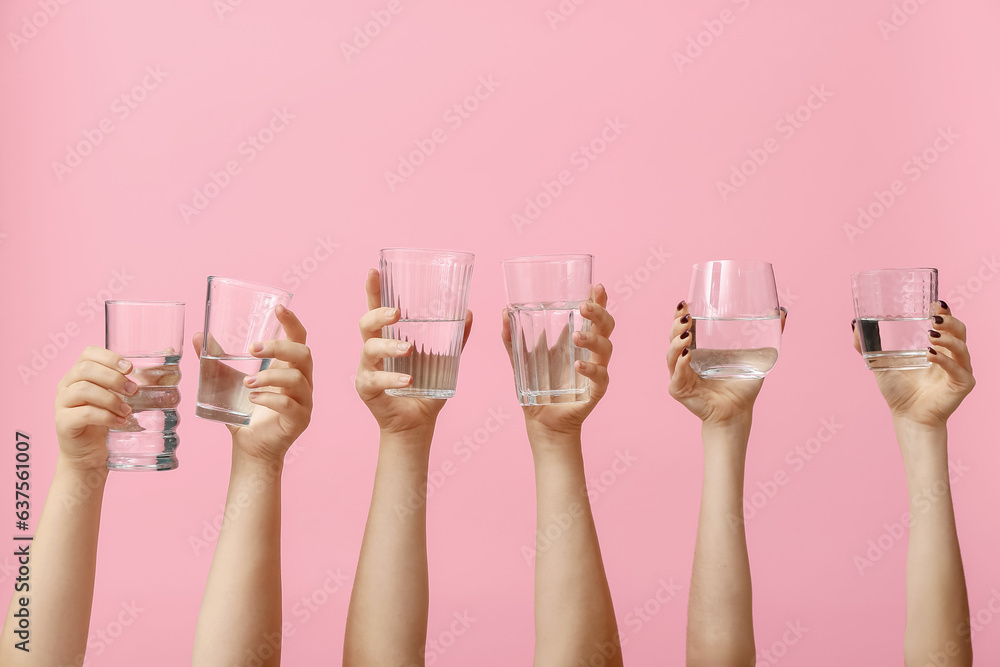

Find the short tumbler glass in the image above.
[{"left": 852, "top": 267, "right": 938, "bottom": 371}]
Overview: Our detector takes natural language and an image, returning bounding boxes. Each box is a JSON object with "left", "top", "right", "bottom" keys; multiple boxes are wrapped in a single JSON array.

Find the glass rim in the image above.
[
  {"left": 379, "top": 247, "right": 475, "bottom": 260},
  {"left": 851, "top": 267, "right": 938, "bottom": 278},
  {"left": 691, "top": 259, "right": 773, "bottom": 271},
  {"left": 207, "top": 276, "right": 294, "bottom": 299},
  {"left": 105, "top": 300, "right": 185, "bottom": 306},
  {"left": 501, "top": 253, "right": 593, "bottom": 265}
]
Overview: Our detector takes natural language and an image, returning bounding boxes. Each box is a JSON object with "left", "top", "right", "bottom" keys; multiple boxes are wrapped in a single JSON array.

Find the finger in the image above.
[
  {"left": 670, "top": 303, "right": 690, "bottom": 339},
  {"left": 61, "top": 405, "right": 125, "bottom": 430},
  {"left": 276, "top": 305, "right": 307, "bottom": 345},
  {"left": 927, "top": 329, "right": 972, "bottom": 371},
  {"left": 61, "top": 381, "right": 132, "bottom": 417},
  {"left": 77, "top": 346, "right": 131, "bottom": 374},
  {"left": 62, "top": 359, "right": 135, "bottom": 396},
  {"left": 932, "top": 310, "right": 967, "bottom": 342},
  {"left": 667, "top": 326, "right": 693, "bottom": 376},
  {"left": 247, "top": 390, "right": 308, "bottom": 419},
  {"left": 366, "top": 268, "right": 382, "bottom": 312},
  {"left": 360, "top": 337, "right": 413, "bottom": 372},
  {"left": 252, "top": 339, "right": 313, "bottom": 372},
  {"left": 245, "top": 368, "right": 313, "bottom": 403},
  {"left": 779, "top": 306, "right": 788, "bottom": 333},
  {"left": 193, "top": 332, "right": 227, "bottom": 357},
  {"left": 355, "top": 369, "right": 412, "bottom": 400},
  {"left": 500, "top": 308, "right": 514, "bottom": 368},
  {"left": 581, "top": 300, "right": 615, "bottom": 337},
  {"left": 461, "top": 309, "right": 473, "bottom": 350},
  {"left": 592, "top": 283, "right": 609, "bottom": 309},
  {"left": 576, "top": 360, "right": 609, "bottom": 400},
  {"left": 852, "top": 319, "right": 862, "bottom": 355},
  {"left": 926, "top": 345, "right": 974, "bottom": 385},
  {"left": 573, "top": 330, "right": 612, "bottom": 366},
  {"left": 359, "top": 306, "right": 399, "bottom": 343}
]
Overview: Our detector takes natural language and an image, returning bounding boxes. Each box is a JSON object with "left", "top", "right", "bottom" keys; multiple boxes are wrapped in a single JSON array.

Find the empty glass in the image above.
[
  {"left": 379, "top": 248, "right": 475, "bottom": 399},
  {"left": 687, "top": 260, "right": 781, "bottom": 380},
  {"left": 195, "top": 277, "right": 293, "bottom": 425},
  {"left": 852, "top": 268, "right": 938, "bottom": 371},
  {"left": 503, "top": 254, "right": 592, "bottom": 406},
  {"left": 105, "top": 301, "right": 185, "bottom": 471}
]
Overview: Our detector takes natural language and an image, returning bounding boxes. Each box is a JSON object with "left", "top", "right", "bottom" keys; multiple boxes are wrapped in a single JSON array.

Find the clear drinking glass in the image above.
[
  {"left": 379, "top": 248, "right": 475, "bottom": 399},
  {"left": 852, "top": 268, "right": 938, "bottom": 371},
  {"left": 105, "top": 300, "right": 185, "bottom": 471},
  {"left": 503, "top": 254, "right": 593, "bottom": 406},
  {"left": 687, "top": 260, "right": 781, "bottom": 380},
  {"left": 195, "top": 277, "right": 293, "bottom": 425}
]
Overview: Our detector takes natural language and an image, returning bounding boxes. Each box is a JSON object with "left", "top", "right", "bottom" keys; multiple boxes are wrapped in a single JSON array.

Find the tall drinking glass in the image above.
[
  {"left": 195, "top": 277, "right": 293, "bottom": 425},
  {"left": 503, "top": 254, "right": 593, "bottom": 406},
  {"left": 687, "top": 260, "right": 781, "bottom": 380},
  {"left": 379, "top": 248, "right": 475, "bottom": 399},
  {"left": 105, "top": 301, "right": 185, "bottom": 471},
  {"left": 852, "top": 267, "right": 937, "bottom": 371}
]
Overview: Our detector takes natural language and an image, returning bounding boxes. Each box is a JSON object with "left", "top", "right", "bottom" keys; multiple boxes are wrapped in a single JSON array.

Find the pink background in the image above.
[{"left": 2, "top": 0, "right": 999, "bottom": 664}]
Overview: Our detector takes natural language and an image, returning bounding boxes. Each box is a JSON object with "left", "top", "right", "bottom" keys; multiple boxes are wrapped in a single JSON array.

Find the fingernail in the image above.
[
  {"left": 927, "top": 346, "right": 937, "bottom": 355},
  {"left": 398, "top": 374, "right": 411, "bottom": 384},
  {"left": 124, "top": 380, "right": 138, "bottom": 395},
  {"left": 681, "top": 347, "right": 690, "bottom": 357},
  {"left": 680, "top": 331, "right": 690, "bottom": 340},
  {"left": 780, "top": 306, "right": 788, "bottom": 315},
  {"left": 680, "top": 314, "right": 690, "bottom": 324},
  {"left": 928, "top": 330, "right": 941, "bottom": 338},
  {"left": 117, "top": 416, "right": 127, "bottom": 425},
  {"left": 676, "top": 300, "right": 686, "bottom": 311},
  {"left": 396, "top": 341, "right": 410, "bottom": 352},
  {"left": 119, "top": 402, "right": 131, "bottom": 415},
  {"left": 933, "top": 315, "right": 944, "bottom": 325},
  {"left": 386, "top": 308, "right": 398, "bottom": 319},
  {"left": 244, "top": 375, "right": 257, "bottom": 386},
  {"left": 118, "top": 359, "right": 131, "bottom": 372},
  {"left": 252, "top": 342, "right": 264, "bottom": 353},
  {"left": 851, "top": 319, "right": 856, "bottom": 331},
  {"left": 939, "top": 300, "right": 949, "bottom": 310},
  {"left": 276, "top": 304, "right": 285, "bottom": 315}
]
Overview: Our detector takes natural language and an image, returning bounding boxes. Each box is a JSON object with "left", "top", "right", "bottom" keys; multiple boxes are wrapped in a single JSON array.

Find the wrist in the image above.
[
  {"left": 55, "top": 451, "right": 111, "bottom": 477},
  {"left": 701, "top": 414, "right": 753, "bottom": 439},
  {"left": 230, "top": 446, "right": 285, "bottom": 483},
  {"left": 528, "top": 429, "right": 583, "bottom": 465}
]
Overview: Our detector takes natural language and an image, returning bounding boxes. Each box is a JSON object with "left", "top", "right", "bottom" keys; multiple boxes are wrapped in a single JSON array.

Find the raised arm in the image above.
[
  {"left": 502, "top": 284, "right": 622, "bottom": 666},
  {"left": 344, "top": 269, "right": 473, "bottom": 667},
  {"left": 853, "top": 301, "right": 974, "bottom": 666},
  {"left": 192, "top": 306, "right": 314, "bottom": 667},
  {"left": 669, "top": 302, "right": 787, "bottom": 667},
  {"left": 0, "top": 347, "right": 134, "bottom": 665}
]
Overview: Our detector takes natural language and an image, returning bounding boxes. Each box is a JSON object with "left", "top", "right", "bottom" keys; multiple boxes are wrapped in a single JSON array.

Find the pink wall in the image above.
[{"left": 2, "top": 0, "right": 999, "bottom": 664}]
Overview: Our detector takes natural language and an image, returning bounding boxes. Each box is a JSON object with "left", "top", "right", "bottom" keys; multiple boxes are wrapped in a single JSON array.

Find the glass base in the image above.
[
  {"left": 106, "top": 431, "right": 178, "bottom": 471},
  {"left": 107, "top": 453, "right": 178, "bottom": 471},
  {"left": 864, "top": 351, "right": 931, "bottom": 371},
  {"left": 385, "top": 388, "right": 455, "bottom": 399},
  {"left": 518, "top": 387, "right": 590, "bottom": 406},
  {"left": 196, "top": 404, "right": 252, "bottom": 426},
  {"left": 698, "top": 366, "right": 767, "bottom": 380}
]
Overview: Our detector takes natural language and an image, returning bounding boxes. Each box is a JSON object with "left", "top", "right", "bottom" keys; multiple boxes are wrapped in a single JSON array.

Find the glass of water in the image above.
[
  {"left": 379, "top": 248, "right": 475, "bottom": 399},
  {"left": 195, "top": 277, "right": 293, "bottom": 425},
  {"left": 105, "top": 300, "right": 185, "bottom": 471},
  {"left": 852, "top": 268, "right": 938, "bottom": 371},
  {"left": 503, "top": 254, "right": 593, "bottom": 406},
  {"left": 687, "top": 260, "right": 781, "bottom": 380}
]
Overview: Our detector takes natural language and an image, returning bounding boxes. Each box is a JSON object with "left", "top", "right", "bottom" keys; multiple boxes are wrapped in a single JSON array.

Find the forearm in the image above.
[
  {"left": 895, "top": 420, "right": 971, "bottom": 667},
  {"left": 0, "top": 457, "right": 107, "bottom": 665},
  {"left": 530, "top": 429, "right": 621, "bottom": 667},
  {"left": 344, "top": 428, "right": 433, "bottom": 667},
  {"left": 193, "top": 449, "right": 284, "bottom": 667},
  {"left": 687, "top": 418, "right": 755, "bottom": 667}
]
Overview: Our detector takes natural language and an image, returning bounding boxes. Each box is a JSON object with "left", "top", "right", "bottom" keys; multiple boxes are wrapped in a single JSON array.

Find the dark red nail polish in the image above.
[
  {"left": 680, "top": 330, "right": 690, "bottom": 340},
  {"left": 851, "top": 319, "right": 856, "bottom": 331},
  {"left": 939, "top": 300, "right": 949, "bottom": 310},
  {"left": 681, "top": 347, "right": 689, "bottom": 357},
  {"left": 677, "top": 300, "right": 686, "bottom": 311},
  {"left": 927, "top": 346, "right": 937, "bottom": 355},
  {"left": 928, "top": 330, "right": 941, "bottom": 338},
  {"left": 680, "top": 314, "right": 690, "bottom": 324},
  {"left": 933, "top": 315, "right": 944, "bottom": 325}
]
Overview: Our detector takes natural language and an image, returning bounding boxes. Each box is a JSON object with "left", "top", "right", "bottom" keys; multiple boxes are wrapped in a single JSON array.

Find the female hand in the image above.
[
  {"left": 355, "top": 268, "right": 473, "bottom": 436},
  {"left": 193, "top": 305, "right": 314, "bottom": 464},
  {"left": 54, "top": 346, "right": 138, "bottom": 470},
  {"left": 668, "top": 301, "right": 787, "bottom": 426},
  {"left": 501, "top": 284, "right": 615, "bottom": 439},
  {"left": 853, "top": 300, "right": 975, "bottom": 429}
]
